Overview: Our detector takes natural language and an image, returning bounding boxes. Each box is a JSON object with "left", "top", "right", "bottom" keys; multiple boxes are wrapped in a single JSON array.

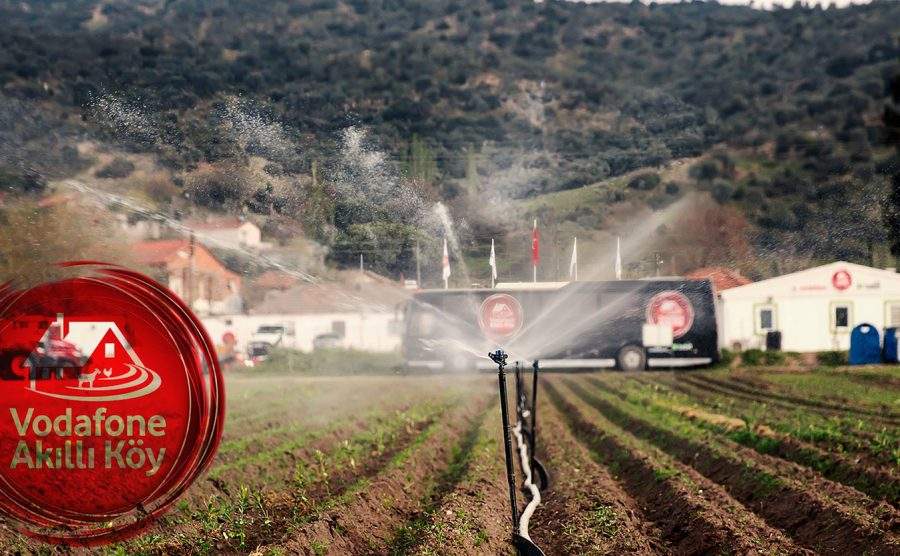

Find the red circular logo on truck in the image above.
[
  {"left": 0, "top": 263, "right": 224, "bottom": 546},
  {"left": 478, "top": 294, "right": 524, "bottom": 342},
  {"left": 832, "top": 270, "right": 852, "bottom": 291},
  {"left": 646, "top": 291, "right": 694, "bottom": 338}
]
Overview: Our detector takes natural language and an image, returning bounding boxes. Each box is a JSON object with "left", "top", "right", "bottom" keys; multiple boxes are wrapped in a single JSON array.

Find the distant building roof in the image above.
[
  {"left": 685, "top": 267, "right": 752, "bottom": 292},
  {"left": 132, "top": 239, "right": 240, "bottom": 279},
  {"left": 132, "top": 239, "right": 190, "bottom": 265},
  {"left": 183, "top": 216, "right": 256, "bottom": 231},
  {"left": 37, "top": 192, "right": 76, "bottom": 208},
  {"left": 254, "top": 270, "right": 298, "bottom": 291},
  {"left": 250, "top": 270, "right": 409, "bottom": 314}
]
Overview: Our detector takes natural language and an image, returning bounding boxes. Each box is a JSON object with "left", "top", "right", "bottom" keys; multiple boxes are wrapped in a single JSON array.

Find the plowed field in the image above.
[{"left": 0, "top": 367, "right": 897, "bottom": 555}]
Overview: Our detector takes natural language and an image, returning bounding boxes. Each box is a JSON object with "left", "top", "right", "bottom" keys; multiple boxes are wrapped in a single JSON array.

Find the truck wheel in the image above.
[{"left": 617, "top": 345, "right": 646, "bottom": 372}]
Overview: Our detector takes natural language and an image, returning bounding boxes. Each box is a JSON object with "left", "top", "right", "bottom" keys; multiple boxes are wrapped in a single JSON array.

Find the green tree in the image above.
[
  {"left": 883, "top": 73, "right": 900, "bottom": 259},
  {"left": 403, "top": 135, "right": 438, "bottom": 185}
]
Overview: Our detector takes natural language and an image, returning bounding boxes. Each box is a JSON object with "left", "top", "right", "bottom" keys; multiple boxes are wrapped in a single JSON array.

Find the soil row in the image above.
[
  {"left": 544, "top": 379, "right": 807, "bottom": 555},
  {"left": 276, "top": 393, "right": 494, "bottom": 555},
  {"left": 531, "top": 389, "right": 667, "bottom": 555},
  {"left": 571, "top": 376, "right": 899, "bottom": 555},
  {"left": 655, "top": 373, "right": 893, "bottom": 464},
  {"left": 115, "top": 401, "right": 450, "bottom": 554},
  {"left": 606, "top": 375, "right": 900, "bottom": 507},
  {"left": 408, "top": 403, "right": 515, "bottom": 555},
  {"left": 683, "top": 374, "right": 900, "bottom": 425}
]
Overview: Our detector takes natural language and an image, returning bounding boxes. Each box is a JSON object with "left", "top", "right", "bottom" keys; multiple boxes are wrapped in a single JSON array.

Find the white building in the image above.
[
  {"left": 185, "top": 217, "right": 271, "bottom": 250},
  {"left": 720, "top": 261, "right": 900, "bottom": 352},
  {"left": 202, "top": 270, "right": 409, "bottom": 354}
]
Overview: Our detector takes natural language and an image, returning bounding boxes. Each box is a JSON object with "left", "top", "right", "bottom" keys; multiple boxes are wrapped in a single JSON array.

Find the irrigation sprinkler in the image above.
[
  {"left": 489, "top": 349, "right": 518, "bottom": 530},
  {"left": 490, "top": 349, "right": 545, "bottom": 556}
]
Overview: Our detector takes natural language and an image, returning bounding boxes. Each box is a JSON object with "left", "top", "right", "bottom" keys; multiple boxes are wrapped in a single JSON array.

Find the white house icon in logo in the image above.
[{"left": 24, "top": 313, "right": 162, "bottom": 402}]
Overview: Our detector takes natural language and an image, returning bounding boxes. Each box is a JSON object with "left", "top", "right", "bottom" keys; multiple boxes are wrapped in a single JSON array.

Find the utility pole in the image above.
[
  {"left": 415, "top": 239, "right": 421, "bottom": 287},
  {"left": 187, "top": 232, "right": 195, "bottom": 309}
]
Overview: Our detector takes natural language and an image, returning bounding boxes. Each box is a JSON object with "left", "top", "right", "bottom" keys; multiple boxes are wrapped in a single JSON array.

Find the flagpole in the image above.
[
  {"left": 442, "top": 237, "right": 450, "bottom": 290},
  {"left": 615, "top": 236, "right": 622, "bottom": 280},
  {"left": 532, "top": 219, "right": 538, "bottom": 283},
  {"left": 490, "top": 238, "right": 497, "bottom": 289},
  {"left": 573, "top": 237, "right": 578, "bottom": 281}
]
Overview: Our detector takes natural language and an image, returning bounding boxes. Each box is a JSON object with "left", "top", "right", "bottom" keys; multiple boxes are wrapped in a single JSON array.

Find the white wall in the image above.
[
  {"left": 720, "top": 262, "right": 900, "bottom": 352},
  {"left": 201, "top": 311, "right": 403, "bottom": 354}
]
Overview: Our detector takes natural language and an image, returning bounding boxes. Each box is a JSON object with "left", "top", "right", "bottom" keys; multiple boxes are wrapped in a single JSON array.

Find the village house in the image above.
[
  {"left": 183, "top": 216, "right": 270, "bottom": 250},
  {"left": 133, "top": 239, "right": 243, "bottom": 315},
  {"left": 718, "top": 261, "right": 900, "bottom": 352},
  {"left": 202, "top": 270, "right": 409, "bottom": 353}
]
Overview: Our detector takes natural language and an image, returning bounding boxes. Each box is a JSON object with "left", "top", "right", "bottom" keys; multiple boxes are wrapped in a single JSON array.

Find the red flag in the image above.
[{"left": 531, "top": 219, "right": 540, "bottom": 265}]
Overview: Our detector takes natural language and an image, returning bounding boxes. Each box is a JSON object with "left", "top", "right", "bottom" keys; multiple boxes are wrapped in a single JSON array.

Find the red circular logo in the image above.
[
  {"left": 0, "top": 263, "right": 224, "bottom": 546},
  {"left": 478, "top": 294, "right": 524, "bottom": 342},
  {"left": 646, "top": 291, "right": 695, "bottom": 338},
  {"left": 832, "top": 270, "right": 852, "bottom": 291}
]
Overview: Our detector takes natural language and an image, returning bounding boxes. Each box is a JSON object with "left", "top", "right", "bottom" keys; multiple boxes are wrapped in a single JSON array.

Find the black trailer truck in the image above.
[{"left": 402, "top": 279, "right": 719, "bottom": 371}]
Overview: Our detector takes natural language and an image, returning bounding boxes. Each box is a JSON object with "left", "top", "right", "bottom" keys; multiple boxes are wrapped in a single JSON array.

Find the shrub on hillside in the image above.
[
  {"left": 627, "top": 172, "right": 660, "bottom": 191},
  {"left": 94, "top": 158, "right": 135, "bottom": 179}
]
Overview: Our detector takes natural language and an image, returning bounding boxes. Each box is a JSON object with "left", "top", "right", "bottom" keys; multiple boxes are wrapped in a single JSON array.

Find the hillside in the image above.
[{"left": 0, "top": 0, "right": 899, "bottom": 281}]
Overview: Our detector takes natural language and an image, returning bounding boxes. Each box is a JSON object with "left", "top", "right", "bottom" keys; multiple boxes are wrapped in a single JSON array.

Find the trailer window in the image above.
[
  {"left": 830, "top": 302, "right": 852, "bottom": 332},
  {"left": 755, "top": 305, "right": 776, "bottom": 334}
]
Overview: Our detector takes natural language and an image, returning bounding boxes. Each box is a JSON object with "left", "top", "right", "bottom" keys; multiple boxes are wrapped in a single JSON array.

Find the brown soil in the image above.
[
  {"left": 277, "top": 394, "right": 493, "bottom": 555},
  {"left": 690, "top": 374, "right": 900, "bottom": 425},
  {"left": 669, "top": 374, "right": 895, "bottom": 462},
  {"left": 143, "top": 409, "right": 443, "bottom": 555},
  {"left": 571, "top": 377, "right": 900, "bottom": 555},
  {"left": 545, "top": 380, "right": 806, "bottom": 555},
  {"left": 412, "top": 405, "right": 515, "bottom": 556},
  {"left": 531, "top": 392, "right": 667, "bottom": 555},
  {"left": 611, "top": 376, "right": 899, "bottom": 507}
]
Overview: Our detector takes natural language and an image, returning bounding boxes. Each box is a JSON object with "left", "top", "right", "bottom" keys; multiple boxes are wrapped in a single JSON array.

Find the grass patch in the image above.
[{"left": 241, "top": 348, "right": 404, "bottom": 375}]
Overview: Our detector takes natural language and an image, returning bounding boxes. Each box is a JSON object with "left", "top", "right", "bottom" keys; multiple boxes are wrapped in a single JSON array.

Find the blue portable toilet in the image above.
[
  {"left": 884, "top": 327, "right": 900, "bottom": 363},
  {"left": 849, "top": 323, "right": 881, "bottom": 365}
]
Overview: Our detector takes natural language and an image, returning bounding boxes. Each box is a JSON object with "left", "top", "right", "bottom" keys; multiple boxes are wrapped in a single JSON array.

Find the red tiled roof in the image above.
[
  {"left": 685, "top": 267, "right": 752, "bottom": 292},
  {"left": 37, "top": 192, "right": 76, "bottom": 208},
  {"left": 183, "top": 216, "right": 249, "bottom": 230},
  {"left": 250, "top": 270, "right": 409, "bottom": 314},
  {"left": 254, "top": 270, "right": 298, "bottom": 290},
  {"left": 132, "top": 239, "right": 190, "bottom": 265}
]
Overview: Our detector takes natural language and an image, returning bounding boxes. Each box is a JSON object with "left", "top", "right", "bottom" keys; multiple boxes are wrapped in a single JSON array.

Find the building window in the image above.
[
  {"left": 886, "top": 302, "right": 900, "bottom": 328},
  {"left": 830, "top": 302, "right": 852, "bottom": 332},
  {"left": 755, "top": 304, "right": 776, "bottom": 334},
  {"left": 835, "top": 307, "right": 848, "bottom": 327},
  {"left": 332, "top": 321, "right": 346, "bottom": 337}
]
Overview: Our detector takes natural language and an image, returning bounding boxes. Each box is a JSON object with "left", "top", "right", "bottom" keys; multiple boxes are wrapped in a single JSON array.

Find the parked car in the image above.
[{"left": 313, "top": 333, "right": 342, "bottom": 350}]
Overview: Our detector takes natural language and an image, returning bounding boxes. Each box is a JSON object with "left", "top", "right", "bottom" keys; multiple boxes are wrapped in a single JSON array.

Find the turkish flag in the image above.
[{"left": 531, "top": 219, "right": 540, "bottom": 265}]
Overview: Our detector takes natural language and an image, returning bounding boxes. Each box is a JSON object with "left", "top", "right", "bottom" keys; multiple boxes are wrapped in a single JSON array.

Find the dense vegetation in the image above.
[{"left": 0, "top": 0, "right": 899, "bottom": 279}]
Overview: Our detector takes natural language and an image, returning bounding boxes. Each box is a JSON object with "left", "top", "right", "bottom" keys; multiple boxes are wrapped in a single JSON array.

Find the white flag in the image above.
[
  {"left": 489, "top": 238, "right": 498, "bottom": 287},
  {"left": 442, "top": 237, "right": 451, "bottom": 289},
  {"left": 569, "top": 237, "right": 578, "bottom": 281},
  {"left": 615, "top": 236, "right": 622, "bottom": 280}
]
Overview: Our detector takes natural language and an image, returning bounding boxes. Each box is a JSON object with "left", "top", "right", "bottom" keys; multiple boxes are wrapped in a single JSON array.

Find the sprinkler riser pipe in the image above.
[{"left": 494, "top": 352, "right": 519, "bottom": 534}]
